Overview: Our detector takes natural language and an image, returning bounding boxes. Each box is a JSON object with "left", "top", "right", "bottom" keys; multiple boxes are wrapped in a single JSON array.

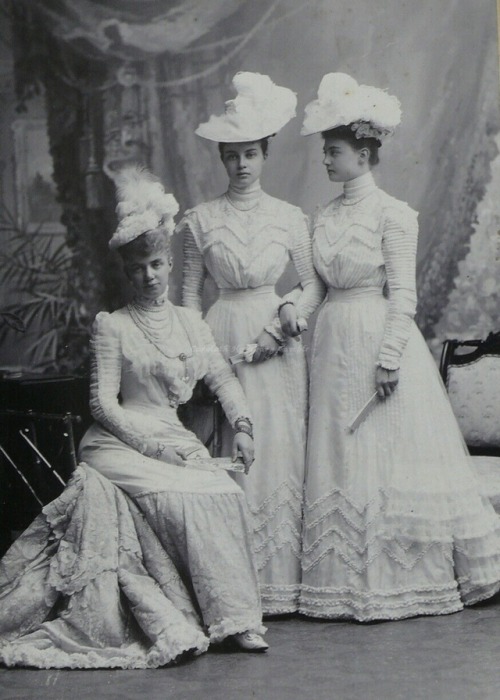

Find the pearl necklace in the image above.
[
  {"left": 132, "top": 296, "right": 167, "bottom": 312},
  {"left": 127, "top": 301, "right": 193, "bottom": 383}
]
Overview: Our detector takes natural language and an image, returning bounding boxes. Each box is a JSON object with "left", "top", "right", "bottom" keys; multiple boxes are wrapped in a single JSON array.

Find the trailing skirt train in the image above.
[{"left": 0, "top": 411, "right": 264, "bottom": 668}]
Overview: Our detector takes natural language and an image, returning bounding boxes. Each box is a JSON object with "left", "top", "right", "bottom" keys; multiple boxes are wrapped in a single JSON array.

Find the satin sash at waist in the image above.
[
  {"left": 327, "top": 286, "right": 383, "bottom": 303},
  {"left": 218, "top": 285, "right": 276, "bottom": 301}
]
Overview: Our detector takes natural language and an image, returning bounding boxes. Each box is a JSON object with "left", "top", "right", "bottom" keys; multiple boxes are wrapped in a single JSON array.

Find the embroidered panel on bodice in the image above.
[
  {"left": 195, "top": 196, "right": 293, "bottom": 289},
  {"left": 312, "top": 192, "right": 387, "bottom": 290}
]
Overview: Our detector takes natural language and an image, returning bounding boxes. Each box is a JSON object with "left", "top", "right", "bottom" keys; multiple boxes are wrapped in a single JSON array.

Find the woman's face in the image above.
[
  {"left": 124, "top": 249, "right": 171, "bottom": 301},
  {"left": 221, "top": 141, "right": 265, "bottom": 188},
  {"left": 322, "top": 137, "right": 367, "bottom": 182}
]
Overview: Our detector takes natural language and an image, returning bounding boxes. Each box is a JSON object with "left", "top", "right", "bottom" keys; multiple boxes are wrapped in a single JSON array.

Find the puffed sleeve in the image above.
[
  {"left": 193, "top": 315, "right": 252, "bottom": 427},
  {"left": 89, "top": 312, "right": 167, "bottom": 458},
  {"left": 177, "top": 211, "right": 207, "bottom": 312},
  {"left": 287, "top": 208, "right": 326, "bottom": 319},
  {"left": 377, "top": 204, "right": 419, "bottom": 370}
]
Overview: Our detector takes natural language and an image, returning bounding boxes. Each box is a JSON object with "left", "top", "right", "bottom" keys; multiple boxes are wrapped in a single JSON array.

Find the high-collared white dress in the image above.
[
  {"left": 300, "top": 171, "right": 500, "bottom": 621},
  {"left": 179, "top": 186, "right": 324, "bottom": 613},
  {"left": 0, "top": 301, "right": 264, "bottom": 668}
]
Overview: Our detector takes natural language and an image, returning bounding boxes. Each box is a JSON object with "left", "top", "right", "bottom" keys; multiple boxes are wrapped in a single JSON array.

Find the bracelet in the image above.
[
  {"left": 235, "top": 417, "right": 254, "bottom": 439},
  {"left": 235, "top": 417, "right": 253, "bottom": 430},
  {"left": 236, "top": 424, "right": 253, "bottom": 438},
  {"left": 263, "top": 326, "right": 285, "bottom": 346},
  {"left": 278, "top": 300, "right": 295, "bottom": 315}
]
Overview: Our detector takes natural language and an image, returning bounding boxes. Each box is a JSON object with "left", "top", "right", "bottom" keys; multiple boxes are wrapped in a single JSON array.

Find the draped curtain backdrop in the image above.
[{"left": 5, "top": 0, "right": 499, "bottom": 369}]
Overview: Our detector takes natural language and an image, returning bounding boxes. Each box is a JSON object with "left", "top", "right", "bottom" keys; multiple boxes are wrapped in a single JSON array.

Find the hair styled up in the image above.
[
  {"left": 218, "top": 137, "right": 270, "bottom": 160},
  {"left": 117, "top": 227, "right": 170, "bottom": 263},
  {"left": 321, "top": 125, "right": 381, "bottom": 166}
]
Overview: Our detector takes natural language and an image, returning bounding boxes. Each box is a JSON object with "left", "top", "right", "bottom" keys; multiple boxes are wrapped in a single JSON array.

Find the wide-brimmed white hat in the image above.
[
  {"left": 195, "top": 71, "right": 297, "bottom": 143},
  {"left": 109, "top": 166, "right": 179, "bottom": 250},
  {"left": 301, "top": 73, "right": 401, "bottom": 140}
]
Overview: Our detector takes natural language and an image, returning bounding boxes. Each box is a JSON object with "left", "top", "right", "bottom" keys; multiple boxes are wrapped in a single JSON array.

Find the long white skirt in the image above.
[
  {"left": 301, "top": 288, "right": 500, "bottom": 621},
  {"left": 206, "top": 286, "right": 307, "bottom": 614},
  {"left": 78, "top": 416, "right": 264, "bottom": 642}
]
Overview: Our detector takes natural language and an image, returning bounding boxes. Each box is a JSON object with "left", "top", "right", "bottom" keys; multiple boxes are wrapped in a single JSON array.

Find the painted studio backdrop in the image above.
[{"left": 0, "top": 0, "right": 498, "bottom": 374}]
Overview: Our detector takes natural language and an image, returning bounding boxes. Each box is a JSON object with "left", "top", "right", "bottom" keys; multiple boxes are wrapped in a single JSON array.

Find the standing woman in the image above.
[
  {"left": 300, "top": 73, "right": 500, "bottom": 621},
  {"left": 178, "top": 72, "right": 324, "bottom": 614}
]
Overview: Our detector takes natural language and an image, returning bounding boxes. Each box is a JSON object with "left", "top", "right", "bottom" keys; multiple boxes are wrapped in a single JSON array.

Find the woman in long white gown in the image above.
[
  {"left": 0, "top": 168, "right": 268, "bottom": 668},
  {"left": 299, "top": 73, "right": 500, "bottom": 621},
  {"left": 178, "top": 72, "right": 324, "bottom": 614}
]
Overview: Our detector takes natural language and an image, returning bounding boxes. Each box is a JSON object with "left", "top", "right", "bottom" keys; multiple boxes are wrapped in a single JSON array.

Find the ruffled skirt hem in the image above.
[
  {"left": 261, "top": 584, "right": 300, "bottom": 615},
  {"left": 299, "top": 578, "right": 500, "bottom": 622},
  {"left": 208, "top": 618, "right": 267, "bottom": 643},
  {"left": 0, "top": 630, "right": 210, "bottom": 670}
]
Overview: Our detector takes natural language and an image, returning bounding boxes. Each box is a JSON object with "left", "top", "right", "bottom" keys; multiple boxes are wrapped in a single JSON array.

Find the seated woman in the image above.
[{"left": 0, "top": 167, "right": 267, "bottom": 669}]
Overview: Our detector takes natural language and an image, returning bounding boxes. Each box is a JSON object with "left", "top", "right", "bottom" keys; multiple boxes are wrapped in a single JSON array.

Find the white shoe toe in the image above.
[{"left": 233, "top": 632, "right": 269, "bottom": 652}]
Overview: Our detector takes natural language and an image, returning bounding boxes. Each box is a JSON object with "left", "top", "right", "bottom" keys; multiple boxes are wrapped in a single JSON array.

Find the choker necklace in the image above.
[
  {"left": 127, "top": 302, "right": 194, "bottom": 383},
  {"left": 132, "top": 295, "right": 167, "bottom": 312}
]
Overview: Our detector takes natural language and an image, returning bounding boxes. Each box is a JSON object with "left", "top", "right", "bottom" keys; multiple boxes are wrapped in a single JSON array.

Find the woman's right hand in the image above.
[
  {"left": 157, "top": 444, "right": 186, "bottom": 466},
  {"left": 251, "top": 330, "right": 280, "bottom": 363}
]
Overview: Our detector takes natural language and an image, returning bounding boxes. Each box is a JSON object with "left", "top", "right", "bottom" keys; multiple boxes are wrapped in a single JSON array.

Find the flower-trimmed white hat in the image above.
[
  {"left": 195, "top": 71, "right": 297, "bottom": 143},
  {"left": 301, "top": 73, "right": 401, "bottom": 141},
  {"left": 109, "top": 166, "right": 179, "bottom": 250}
]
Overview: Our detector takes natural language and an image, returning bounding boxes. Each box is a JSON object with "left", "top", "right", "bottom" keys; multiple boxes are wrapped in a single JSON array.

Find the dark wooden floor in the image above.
[{"left": 1, "top": 598, "right": 500, "bottom": 700}]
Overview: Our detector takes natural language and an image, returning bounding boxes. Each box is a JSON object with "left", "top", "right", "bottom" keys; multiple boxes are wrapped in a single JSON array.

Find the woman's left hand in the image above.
[
  {"left": 279, "top": 304, "right": 301, "bottom": 338},
  {"left": 375, "top": 366, "right": 400, "bottom": 398},
  {"left": 232, "top": 432, "right": 255, "bottom": 473}
]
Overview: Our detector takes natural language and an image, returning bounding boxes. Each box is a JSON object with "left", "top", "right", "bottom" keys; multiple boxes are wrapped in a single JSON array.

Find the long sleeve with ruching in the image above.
[
  {"left": 89, "top": 312, "right": 165, "bottom": 457},
  {"left": 194, "top": 315, "right": 252, "bottom": 427},
  {"left": 180, "top": 222, "right": 206, "bottom": 312},
  {"left": 377, "top": 206, "right": 419, "bottom": 370},
  {"left": 287, "top": 212, "right": 327, "bottom": 318}
]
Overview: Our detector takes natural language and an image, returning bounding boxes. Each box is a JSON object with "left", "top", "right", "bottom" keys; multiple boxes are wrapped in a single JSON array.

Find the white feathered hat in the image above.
[
  {"left": 109, "top": 166, "right": 179, "bottom": 250},
  {"left": 195, "top": 71, "right": 297, "bottom": 143},
  {"left": 301, "top": 73, "right": 401, "bottom": 140}
]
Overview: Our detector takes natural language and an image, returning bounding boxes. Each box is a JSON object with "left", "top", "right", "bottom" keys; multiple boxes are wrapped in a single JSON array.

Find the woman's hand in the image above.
[
  {"left": 375, "top": 367, "right": 400, "bottom": 399},
  {"left": 158, "top": 444, "right": 186, "bottom": 466},
  {"left": 251, "top": 330, "right": 280, "bottom": 363},
  {"left": 232, "top": 433, "right": 255, "bottom": 473},
  {"left": 279, "top": 303, "right": 300, "bottom": 338}
]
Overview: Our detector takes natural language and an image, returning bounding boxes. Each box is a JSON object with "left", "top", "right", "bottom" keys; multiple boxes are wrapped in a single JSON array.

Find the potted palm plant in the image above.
[{"left": 0, "top": 200, "right": 90, "bottom": 376}]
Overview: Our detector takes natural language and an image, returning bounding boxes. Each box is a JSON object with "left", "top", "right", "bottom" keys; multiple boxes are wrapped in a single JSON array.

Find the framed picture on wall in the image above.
[{"left": 12, "top": 117, "right": 65, "bottom": 234}]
